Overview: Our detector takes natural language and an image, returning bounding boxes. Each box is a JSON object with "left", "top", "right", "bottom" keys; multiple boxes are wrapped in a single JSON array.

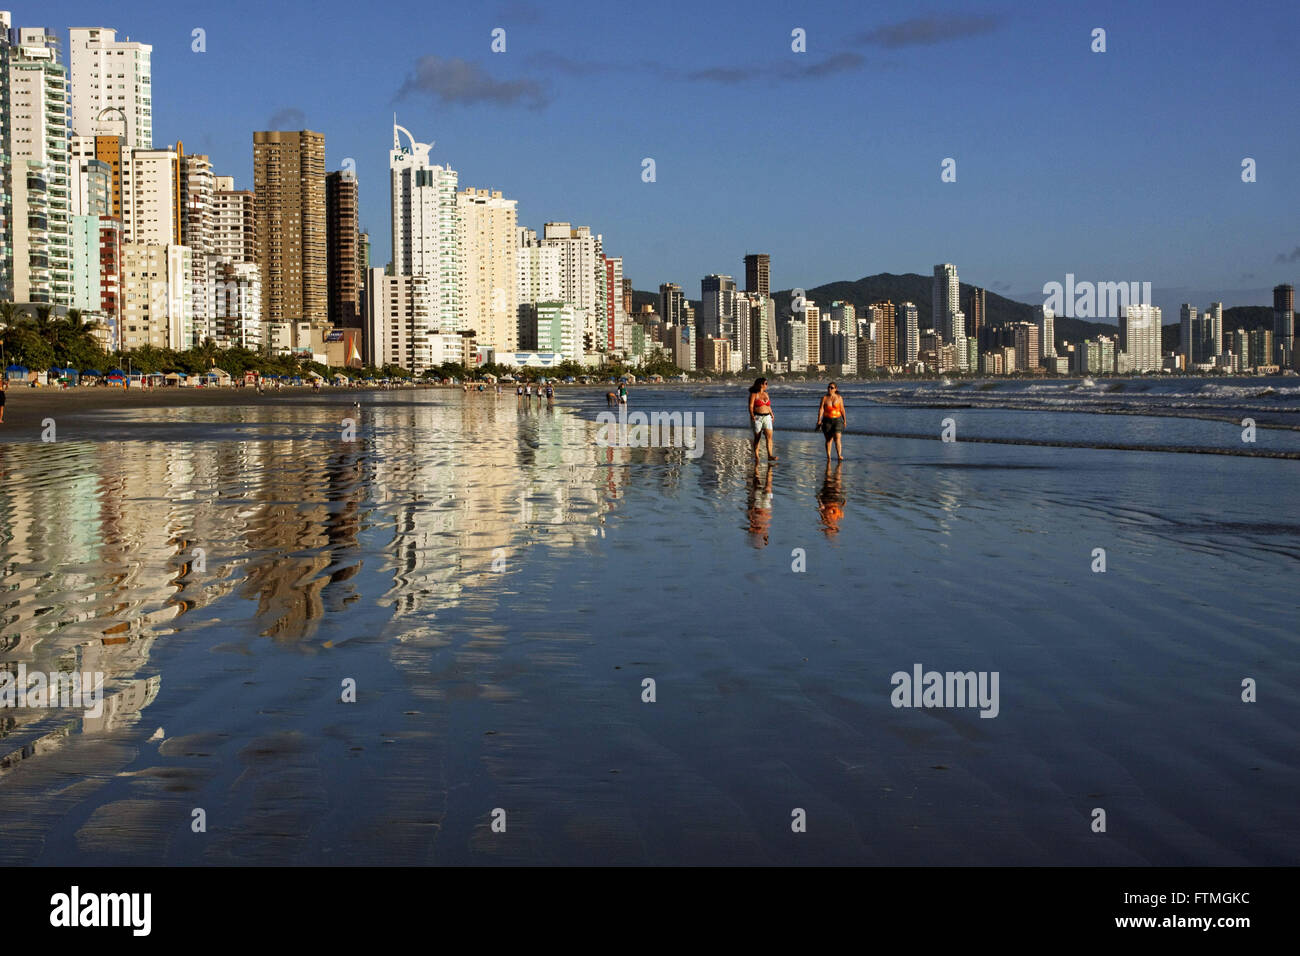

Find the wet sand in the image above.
[{"left": 0, "top": 387, "right": 1296, "bottom": 865}]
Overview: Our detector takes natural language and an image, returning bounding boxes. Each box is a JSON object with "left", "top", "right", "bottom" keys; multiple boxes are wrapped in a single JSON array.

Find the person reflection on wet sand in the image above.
[
  {"left": 816, "top": 462, "right": 846, "bottom": 537},
  {"left": 746, "top": 463, "right": 774, "bottom": 548}
]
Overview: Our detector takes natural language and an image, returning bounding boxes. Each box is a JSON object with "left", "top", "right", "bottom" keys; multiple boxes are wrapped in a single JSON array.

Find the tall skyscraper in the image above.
[
  {"left": 1179, "top": 304, "right": 1198, "bottom": 367},
  {"left": 933, "top": 263, "right": 967, "bottom": 369},
  {"left": 457, "top": 187, "right": 518, "bottom": 349},
  {"left": 744, "top": 253, "right": 770, "bottom": 298},
  {"left": 803, "top": 302, "right": 821, "bottom": 365},
  {"left": 700, "top": 274, "right": 737, "bottom": 340},
  {"left": 68, "top": 27, "right": 152, "bottom": 149},
  {"left": 1034, "top": 305, "right": 1056, "bottom": 359},
  {"left": 868, "top": 300, "right": 896, "bottom": 369},
  {"left": 602, "top": 255, "right": 625, "bottom": 352},
  {"left": 254, "top": 129, "right": 327, "bottom": 325},
  {"left": 1014, "top": 322, "right": 1041, "bottom": 372},
  {"left": 326, "top": 169, "right": 361, "bottom": 327},
  {"left": 211, "top": 176, "right": 255, "bottom": 262},
  {"left": 1274, "top": 284, "right": 1294, "bottom": 368},
  {"left": 966, "top": 286, "right": 986, "bottom": 340},
  {"left": 1, "top": 22, "right": 72, "bottom": 305},
  {"left": 540, "top": 222, "right": 602, "bottom": 350},
  {"left": 390, "top": 122, "right": 459, "bottom": 333},
  {"left": 897, "top": 302, "right": 920, "bottom": 364},
  {"left": 178, "top": 148, "right": 215, "bottom": 346},
  {"left": 1205, "top": 301, "right": 1223, "bottom": 359},
  {"left": 1120, "top": 304, "right": 1162, "bottom": 372},
  {"left": 659, "top": 282, "right": 686, "bottom": 328}
]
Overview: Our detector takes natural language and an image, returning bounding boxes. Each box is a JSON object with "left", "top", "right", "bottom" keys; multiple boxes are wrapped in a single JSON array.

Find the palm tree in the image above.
[{"left": 0, "top": 302, "right": 17, "bottom": 328}]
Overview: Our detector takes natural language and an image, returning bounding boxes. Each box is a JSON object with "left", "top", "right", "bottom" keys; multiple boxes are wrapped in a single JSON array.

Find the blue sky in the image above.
[{"left": 40, "top": 0, "right": 1300, "bottom": 315}]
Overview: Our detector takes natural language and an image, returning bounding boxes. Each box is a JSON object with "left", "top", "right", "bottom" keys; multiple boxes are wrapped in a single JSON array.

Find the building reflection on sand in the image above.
[{"left": 0, "top": 395, "right": 643, "bottom": 776}]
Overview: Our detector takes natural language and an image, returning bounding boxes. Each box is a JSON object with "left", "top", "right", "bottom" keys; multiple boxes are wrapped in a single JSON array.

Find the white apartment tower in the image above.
[
  {"left": 1121, "top": 303, "right": 1162, "bottom": 372},
  {"left": 365, "top": 267, "right": 437, "bottom": 374},
  {"left": 456, "top": 187, "right": 518, "bottom": 350},
  {"left": 390, "top": 121, "right": 459, "bottom": 332},
  {"left": 933, "top": 263, "right": 967, "bottom": 370},
  {"left": 68, "top": 27, "right": 151, "bottom": 148},
  {"left": 542, "top": 222, "right": 603, "bottom": 349},
  {"left": 211, "top": 176, "right": 256, "bottom": 262},
  {"left": 1, "top": 21, "right": 72, "bottom": 305},
  {"left": 1035, "top": 305, "right": 1056, "bottom": 359}
]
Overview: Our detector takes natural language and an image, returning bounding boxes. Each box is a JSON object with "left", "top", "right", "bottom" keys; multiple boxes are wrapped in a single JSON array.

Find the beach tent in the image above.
[
  {"left": 306, "top": 370, "right": 324, "bottom": 380},
  {"left": 205, "top": 368, "right": 233, "bottom": 386},
  {"left": 5, "top": 364, "right": 28, "bottom": 383},
  {"left": 53, "top": 367, "right": 79, "bottom": 386},
  {"left": 163, "top": 371, "right": 184, "bottom": 386},
  {"left": 481, "top": 373, "right": 498, "bottom": 383},
  {"left": 80, "top": 369, "right": 102, "bottom": 385},
  {"left": 331, "top": 372, "right": 349, "bottom": 384}
]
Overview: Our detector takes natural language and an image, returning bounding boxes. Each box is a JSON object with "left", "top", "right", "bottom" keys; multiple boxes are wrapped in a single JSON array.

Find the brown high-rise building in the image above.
[
  {"left": 253, "top": 130, "right": 327, "bottom": 325},
  {"left": 326, "top": 170, "right": 361, "bottom": 327},
  {"left": 967, "top": 286, "right": 986, "bottom": 340},
  {"left": 869, "top": 300, "right": 897, "bottom": 369},
  {"left": 744, "top": 253, "right": 770, "bottom": 298}
]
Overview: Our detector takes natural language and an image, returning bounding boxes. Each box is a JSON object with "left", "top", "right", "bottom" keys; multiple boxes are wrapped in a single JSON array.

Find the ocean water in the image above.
[{"left": 0, "top": 383, "right": 1296, "bottom": 865}]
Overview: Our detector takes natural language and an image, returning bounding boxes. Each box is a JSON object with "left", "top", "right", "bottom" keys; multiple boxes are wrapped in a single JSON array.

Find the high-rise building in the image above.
[
  {"left": 868, "top": 300, "right": 896, "bottom": 369},
  {"left": 119, "top": 242, "right": 189, "bottom": 350},
  {"left": 659, "top": 282, "right": 686, "bottom": 328},
  {"left": 966, "top": 286, "right": 986, "bottom": 340},
  {"left": 541, "top": 222, "right": 602, "bottom": 350},
  {"left": 1274, "top": 284, "right": 1295, "bottom": 368},
  {"left": 68, "top": 27, "right": 151, "bottom": 149},
  {"left": 744, "top": 253, "right": 770, "bottom": 298},
  {"left": 211, "top": 177, "right": 255, "bottom": 262},
  {"left": 896, "top": 302, "right": 920, "bottom": 364},
  {"left": 326, "top": 170, "right": 361, "bottom": 327},
  {"left": 365, "top": 267, "right": 433, "bottom": 372},
  {"left": 602, "top": 255, "right": 625, "bottom": 352},
  {"left": 179, "top": 149, "right": 214, "bottom": 346},
  {"left": 700, "top": 274, "right": 737, "bottom": 340},
  {"left": 71, "top": 132, "right": 126, "bottom": 219},
  {"left": 455, "top": 187, "right": 517, "bottom": 348},
  {"left": 1034, "top": 305, "right": 1055, "bottom": 360},
  {"left": 390, "top": 122, "right": 459, "bottom": 334},
  {"left": 1, "top": 23, "right": 72, "bottom": 305},
  {"left": 1120, "top": 304, "right": 1162, "bottom": 372},
  {"left": 534, "top": 301, "right": 581, "bottom": 362},
  {"left": 120, "top": 146, "right": 180, "bottom": 245},
  {"left": 786, "top": 319, "right": 808, "bottom": 371},
  {"left": 1013, "top": 321, "right": 1041, "bottom": 372},
  {"left": 1179, "top": 304, "right": 1198, "bottom": 367},
  {"left": 1205, "top": 301, "right": 1223, "bottom": 359},
  {"left": 933, "top": 263, "right": 967, "bottom": 369},
  {"left": 208, "top": 257, "right": 261, "bottom": 350},
  {"left": 804, "top": 302, "right": 821, "bottom": 365},
  {"left": 254, "top": 129, "right": 327, "bottom": 325},
  {"left": 517, "top": 227, "right": 562, "bottom": 303}
]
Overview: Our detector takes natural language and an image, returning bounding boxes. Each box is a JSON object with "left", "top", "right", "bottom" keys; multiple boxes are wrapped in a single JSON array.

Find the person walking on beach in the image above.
[
  {"left": 618, "top": 384, "right": 628, "bottom": 405},
  {"left": 545, "top": 383, "right": 555, "bottom": 404},
  {"left": 0, "top": 377, "right": 6, "bottom": 424},
  {"left": 815, "top": 382, "right": 846, "bottom": 462},
  {"left": 748, "top": 377, "right": 777, "bottom": 463}
]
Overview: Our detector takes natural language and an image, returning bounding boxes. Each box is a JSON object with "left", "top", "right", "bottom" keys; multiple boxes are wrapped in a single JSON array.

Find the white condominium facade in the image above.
[
  {"left": 68, "top": 27, "right": 152, "bottom": 148},
  {"left": 1, "top": 24, "right": 72, "bottom": 305},
  {"left": 390, "top": 121, "right": 459, "bottom": 332},
  {"left": 365, "top": 267, "right": 437, "bottom": 373},
  {"left": 1121, "top": 304, "right": 1162, "bottom": 372}
]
